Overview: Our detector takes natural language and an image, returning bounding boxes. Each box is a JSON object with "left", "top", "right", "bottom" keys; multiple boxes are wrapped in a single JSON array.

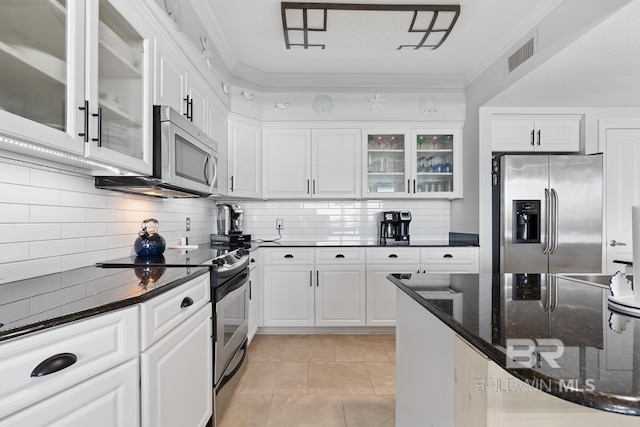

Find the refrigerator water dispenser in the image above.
[{"left": 513, "top": 200, "right": 540, "bottom": 243}]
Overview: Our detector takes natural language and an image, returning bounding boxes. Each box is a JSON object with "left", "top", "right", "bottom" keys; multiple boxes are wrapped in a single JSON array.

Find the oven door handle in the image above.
[{"left": 216, "top": 269, "right": 249, "bottom": 302}]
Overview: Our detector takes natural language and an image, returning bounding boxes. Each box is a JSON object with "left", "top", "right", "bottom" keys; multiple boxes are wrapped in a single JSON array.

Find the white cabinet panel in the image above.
[
  {"left": 315, "top": 248, "right": 365, "bottom": 264},
  {"left": 312, "top": 129, "right": 361, "bottom": 198},
  {"left": 262, "top": 129, "right": 312, "bottom": 198},
  {"left": 141, "top": 304, "right": 212, "bottom": 427},
  {"left": 366, "top": 247, "right": 421, "bottom": 264},
  {"left": 263, "top": 265, "right": 314, "bottom": 327},
  {"left": 155, "top": 42, "right": 186, "bottom": 115},
  {"left": 366, "top": 264, "right": 419, "bottom": 326},
  {"left": 316, "top": 265, "right": 366, "bottom": 326},
  {"left": 228, "top": 117, "right": 261, "bottom": 198},
  {"left": 421, "top": 247, "right": 479, "bottom": 273},
  {"left": 0, "top": 359, "right": 139, "bottom": 427},
  {"left": 0, "top": 307, "right": 138, "bottom": 416},
  {"left": 492, "top": 115, "right": 580, "bottom": 152}
]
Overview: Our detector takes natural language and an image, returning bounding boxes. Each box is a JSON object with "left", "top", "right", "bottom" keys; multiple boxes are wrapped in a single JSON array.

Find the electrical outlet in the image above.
[
  {"left": 276, "top": 219, "right": 284, "bottom": 230},
  {"left": 186, "top": 217, "right": 191, "bottom": 231}
]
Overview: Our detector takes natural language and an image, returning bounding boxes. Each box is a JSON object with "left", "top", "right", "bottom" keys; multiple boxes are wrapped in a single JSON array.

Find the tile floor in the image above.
[{"left": 218, "top": 334, "right": 396, "bottom": 427}]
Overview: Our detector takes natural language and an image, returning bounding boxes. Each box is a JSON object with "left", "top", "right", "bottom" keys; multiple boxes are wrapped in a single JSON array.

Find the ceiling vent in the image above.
[{"left": 508, "top": 36, "right": 536, "bottom": 73}]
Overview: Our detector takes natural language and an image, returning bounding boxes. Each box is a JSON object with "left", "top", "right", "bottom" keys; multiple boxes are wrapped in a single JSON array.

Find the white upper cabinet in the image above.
[
  {"left": 262, "top": 128, "right": 312, "bottom": 198},
  {"left": 84, "top": 0, "right": 154, "bottom": 173},
  {"left": 0, "top": 0, "right": 154, "bottom": 174},
  {"left": 227, "top": 116, "right": 261, "bottom": 198},
  {"left": 312, "top": 129, "right": 361, "bottom": 198},
  {"left": 262, "top": 127, "right": 361, "bottom": 199},
  {"left": 491, "top": 115, "right": 580, "bottom": 152},
  {"left": 363, "top": 125, "right": 463, "bottom": 199}
]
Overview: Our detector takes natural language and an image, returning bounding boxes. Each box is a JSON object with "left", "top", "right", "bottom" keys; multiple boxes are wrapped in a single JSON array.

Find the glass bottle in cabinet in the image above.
[
  {"left": 365, "top": 133, "right": 408, "bottom": 196},
  {"left": 0, "top": 0, "right": 68, "bottom": 131},
  {"left": 414, "top": 133, "right": 454, "bottom": 194}
]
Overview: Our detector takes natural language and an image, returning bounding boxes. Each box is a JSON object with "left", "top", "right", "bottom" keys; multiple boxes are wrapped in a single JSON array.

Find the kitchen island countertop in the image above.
[{"left": 387, "top": 272, "right": 640, "bottom": 416}]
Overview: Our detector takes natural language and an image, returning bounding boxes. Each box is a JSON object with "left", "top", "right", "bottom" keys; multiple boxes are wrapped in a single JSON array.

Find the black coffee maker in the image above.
[{"left": 379, "top": 211, "right": 411, "bottom": 245}]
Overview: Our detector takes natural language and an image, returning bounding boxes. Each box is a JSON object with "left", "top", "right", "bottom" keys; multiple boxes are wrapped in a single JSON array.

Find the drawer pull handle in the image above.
[
  {"left": 181, "top": 297, "right": 194, "bottom": 308},
  {"left": 335, "top": 254, "right": 345, "bottom": 258},
  {"left": 443, "top": 254, "right": 453, "bottom": 258},
  {"left": 31, "top": 353, "right": 77, "bottom": 377},
  {"left": 388, "top": 254, "right": 398, "bottom": 258},
  {"left": 284, "top": 254, "right": 294, "bottom": 259}
]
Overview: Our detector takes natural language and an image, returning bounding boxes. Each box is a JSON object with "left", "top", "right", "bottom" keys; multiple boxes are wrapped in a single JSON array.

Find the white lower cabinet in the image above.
[
  {"left": 420, "top": 247, "right": 479, "bottom": 273},
  {"left": 139, "top": 272, "right": 212, "bottom": 427},
  {"left": 0, "top": 307, "right": 139, "bottom": 420},
  {"left": 0, "top": 359, "right": 139, "bottom": 427},
  {"left": 366, "top": 264, "right": 419, "bottom": 327},
  {"left": 263, "top": 265, "right": 315, "bottom": 327},
  {"left": 141, "top": 304, "right": 212, "bottom": 427},
  {"left": 316, "top": 265, "right": 366, "bottom": 326}
]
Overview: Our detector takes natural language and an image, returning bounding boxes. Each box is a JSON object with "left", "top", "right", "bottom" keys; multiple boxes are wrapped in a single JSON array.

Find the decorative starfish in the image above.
[{"left": 367, "top": 92, "right": 387, "bottom": 111}]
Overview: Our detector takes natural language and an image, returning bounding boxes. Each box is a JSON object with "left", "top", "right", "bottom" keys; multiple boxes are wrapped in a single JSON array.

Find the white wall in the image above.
[
  {"left": 0, "top": 156, "right": 217, "bottom": 284},
  {"left": 231, "top": 199, "right": 451, "bottom": 243}
]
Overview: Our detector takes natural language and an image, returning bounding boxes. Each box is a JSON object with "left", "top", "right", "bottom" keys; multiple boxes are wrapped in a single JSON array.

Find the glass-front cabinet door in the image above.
[
  {"left": 0, "top": 0, "right": 85, "bottom": 155},
  {"left": 0, "top": 0, "right": 153, "bottom": 173},
  {"left": 411, "top": 127, "right": 463, "bottom": 198},
  {"left": 85, "top": 0, "right": 153, "bottom": 173},
  {"left": 363, "top": 130, "right": 410, "bottom": 197}
]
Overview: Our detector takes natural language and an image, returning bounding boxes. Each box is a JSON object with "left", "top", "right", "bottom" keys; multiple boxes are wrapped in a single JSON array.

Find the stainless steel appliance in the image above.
[
  {"left": 217, "top": 203, "right": 244, "bottom": 234},
  {"left": 492, "top": 154, "right": 603, "bottom": 273},
  {"left": 210, "top": 247, "right": 250, "bottom": 426},
  {"left": 380, "top": 211, "right": 411, "bottom": 245},
  {"left": 95, "top": 105, "right": 218, "bottom": 198}
]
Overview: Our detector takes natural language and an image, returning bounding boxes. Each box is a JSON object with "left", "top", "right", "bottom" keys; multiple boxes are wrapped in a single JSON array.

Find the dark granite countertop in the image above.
[
  {"left": 96, "top": 246, "right": 232, "bottom": 267},
  {"left": 387, "top": 272, "right": 640, "bottom": 416},
  {"left": 251, "top": 232, "right": 479, "bottom": 248},
  {"left": 0, "top": 265, "right": 210, "bottom": 342}
]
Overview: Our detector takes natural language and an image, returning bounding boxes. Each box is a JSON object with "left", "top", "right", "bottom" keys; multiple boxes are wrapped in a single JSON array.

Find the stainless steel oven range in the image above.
[{"left": 210, "top": 247, "right": 250, "bottom": 426}]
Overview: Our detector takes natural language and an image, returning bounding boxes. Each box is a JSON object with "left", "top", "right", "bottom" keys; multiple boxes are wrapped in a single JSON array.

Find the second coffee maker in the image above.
[{"left": 379, "top": 211, "right": 411, "bottom": 245}]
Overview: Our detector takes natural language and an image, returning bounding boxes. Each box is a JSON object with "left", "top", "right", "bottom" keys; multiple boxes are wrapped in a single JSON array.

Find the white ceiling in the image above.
[
  {"left": 487, "top": 0, "right": 640, "bottom": 107},
  {"left": 203, "top": 0, "right": 562, "bottom": 88}
]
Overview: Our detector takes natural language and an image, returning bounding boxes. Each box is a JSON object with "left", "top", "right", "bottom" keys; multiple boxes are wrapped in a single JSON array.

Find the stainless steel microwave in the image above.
[{"left": 95, "top": 105, "right": 218, "bottom": 198}]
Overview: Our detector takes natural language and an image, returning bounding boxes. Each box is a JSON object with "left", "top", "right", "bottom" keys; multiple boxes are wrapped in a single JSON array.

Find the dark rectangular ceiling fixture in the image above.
[{"left": 281, "top": 2, "right": 460, "bottom": 50}]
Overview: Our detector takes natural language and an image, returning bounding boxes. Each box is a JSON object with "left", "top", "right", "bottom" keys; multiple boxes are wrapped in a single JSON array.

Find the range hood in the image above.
[{"left": 94, "top": 175, "right": 210, "bottom": 198}]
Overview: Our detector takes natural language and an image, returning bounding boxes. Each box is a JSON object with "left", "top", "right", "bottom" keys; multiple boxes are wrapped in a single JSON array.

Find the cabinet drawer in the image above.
[
  {"left": 0, "top": 307, "right": 138, "bottom": 416},
  {"left": 366, "top": 248, "right": 421, "bottom": 264},
  {"left": 140, "top": 272, "right": 210, "bottom": 350},
  {"left": 263, "top": 248, "right": 315, "bottom": 264},
  {"left": 315, "top": 248, "right": 365, "bottom": 264},
  {"left": 421, "top": 247, "right": 478, "bottom": 272}
]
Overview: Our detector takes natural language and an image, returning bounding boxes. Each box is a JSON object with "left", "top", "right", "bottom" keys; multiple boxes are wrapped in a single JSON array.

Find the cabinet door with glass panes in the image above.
[
  {"left": 0, "top": 0, "right": 85, "bottom": 156},
  {"left": 363, "top": 129, "right": 411, "bottom": 198},
  {"left": 84, "top": 0, "right": 154, "bottom": 174},
  {"left": 410, "top": 127, "right": 463, "bottom": 198},
  {"left": 0, "top": 0, "right": 153, "bottom": 174}
]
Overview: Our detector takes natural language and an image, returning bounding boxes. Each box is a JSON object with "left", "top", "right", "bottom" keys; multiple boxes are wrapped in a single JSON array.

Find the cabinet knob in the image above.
[
  {"left": 610, "top": 240, "right": 627, "bottom": 247},
  {"left": 284, "top": 254, "right": 294, "bottom": 259},
  {"left": 335, "top": 254, "right": 345, "bottom": 258},
  {"left": 388, "top": 254, "right": 398, "bottom": 258},
  {"left": 180, "top": 296, "right": 194, "bottom": 308},
  {"left": 31, "top": 353, "right": 77, "bottom": 377},
  {"left": 443, "top": 254, "right": 453, "bottom": 258}
]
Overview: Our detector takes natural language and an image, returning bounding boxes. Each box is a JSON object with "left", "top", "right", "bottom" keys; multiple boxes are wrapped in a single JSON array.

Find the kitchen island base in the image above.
[{"left": 397, "top": 290, "right": 640, "bottom": 427}]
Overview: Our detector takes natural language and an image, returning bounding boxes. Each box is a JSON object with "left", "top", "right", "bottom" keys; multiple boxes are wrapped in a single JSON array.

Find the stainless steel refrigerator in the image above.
[{"left": 492, "top": 154, "right": 603, "bottom": 273}]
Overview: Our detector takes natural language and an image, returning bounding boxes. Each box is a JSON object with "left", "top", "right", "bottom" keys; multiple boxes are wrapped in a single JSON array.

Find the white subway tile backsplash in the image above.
[
  {"left": 0, "top": 204, "right": 29, "bottom": 222},
  {"left": 30, "top": 238, "right": 87, "bottom": 259},
  {"left": 0, "top": 183, "right": 60, "bottom": 205},
  {"left": 61, "top": 223, "right": 108, "bottom": 239},
  {"left": 60, "top": 190, "right": 107, "bottom": 209},
  {"left": 0, "top": 242, "right": 29, "bottom": 263},
  {"left": 0, "top": 223, "right": 61, "bottom": 244},
  {"left": 30, "top": 168, "right": 88, "bottom": 192},
  {"left": 86, "top": 208, "right": 125, "bottom": 222},
  {"left": 0, "top": 162, "right": 30, "bottom": 185},
  {"left": 30, "top": 206, "right": 85, "bottom": 223}
]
